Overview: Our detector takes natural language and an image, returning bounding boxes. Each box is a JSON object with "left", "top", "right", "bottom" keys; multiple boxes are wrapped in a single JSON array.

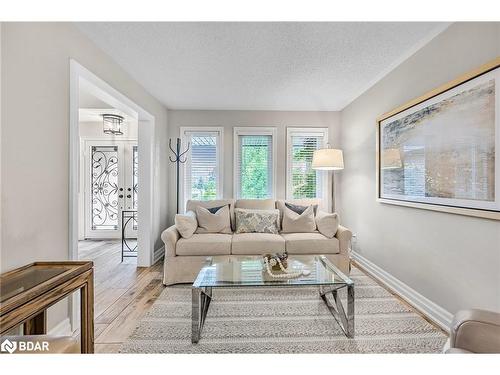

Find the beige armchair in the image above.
[{"left": 446, "top": 309, "right": 500, "bottom": 353}]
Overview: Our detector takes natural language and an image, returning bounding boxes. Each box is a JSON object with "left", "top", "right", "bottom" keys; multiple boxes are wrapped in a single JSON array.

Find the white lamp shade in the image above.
[{"left": 312, "top": 148, "right": 344, "bottom": 170}]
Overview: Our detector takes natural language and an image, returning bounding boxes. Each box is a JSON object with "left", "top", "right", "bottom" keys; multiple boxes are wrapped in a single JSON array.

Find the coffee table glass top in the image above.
[{"left": 193, "top": 255, "right": 353, "bottom": 288}]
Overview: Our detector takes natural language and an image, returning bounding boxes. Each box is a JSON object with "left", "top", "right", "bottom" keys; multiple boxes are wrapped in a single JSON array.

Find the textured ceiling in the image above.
[{"left": 76, "top": 22, "right": 447, "bottom": 111}]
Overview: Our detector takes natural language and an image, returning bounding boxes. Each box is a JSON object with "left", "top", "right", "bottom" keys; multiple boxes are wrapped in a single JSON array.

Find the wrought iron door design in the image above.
[
  {"left": 84, "top": 140, "right": 137, "bottom": 239},
  {"left": 91, "top": 146, "right": 119, "bottom": 230}
]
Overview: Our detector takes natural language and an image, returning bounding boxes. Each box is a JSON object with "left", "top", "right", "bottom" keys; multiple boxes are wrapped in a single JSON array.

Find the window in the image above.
[
  {"left": 181, "top": 127, "right": 223, "bottom": 210},
  {"left": 234, "top": 127, "right": 276, "bottom": 199},
  {"left": 286, "top": 128, "right": 329, "bottom": 201}
]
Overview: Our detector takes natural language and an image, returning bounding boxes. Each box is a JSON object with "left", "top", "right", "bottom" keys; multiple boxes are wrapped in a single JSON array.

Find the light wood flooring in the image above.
[{"left": 78, "top": 240, "right": 164, "bottom": 353}]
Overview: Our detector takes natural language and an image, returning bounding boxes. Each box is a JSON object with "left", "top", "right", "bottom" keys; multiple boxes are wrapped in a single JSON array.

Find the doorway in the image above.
[{"left": 69, "top": 60, "right": 156, "bottom": 332}]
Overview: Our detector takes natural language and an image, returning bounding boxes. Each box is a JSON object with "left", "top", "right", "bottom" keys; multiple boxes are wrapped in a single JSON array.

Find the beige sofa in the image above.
[{"left": 161, "top": 198, "right": 352, "bottom": 285}]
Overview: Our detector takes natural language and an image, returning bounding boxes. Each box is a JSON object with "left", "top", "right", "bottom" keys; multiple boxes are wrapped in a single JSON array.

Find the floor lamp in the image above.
[{"left": 312, "top": 147, "right": 344, "bottom": 213}]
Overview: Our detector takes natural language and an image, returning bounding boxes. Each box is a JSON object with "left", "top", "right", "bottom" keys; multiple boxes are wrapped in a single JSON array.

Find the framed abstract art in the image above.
[{"left": 376, "top": 58, "right": 500, "bottom": 220}]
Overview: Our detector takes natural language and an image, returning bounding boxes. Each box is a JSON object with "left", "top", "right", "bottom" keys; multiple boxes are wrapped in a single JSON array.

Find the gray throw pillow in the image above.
[
  {"left": 206, "top": 205, "right": 226, "bottom": 214},
  {"left": 234, "top": 208, "right": 280, "bottom": 234},
  {"left": 285, "top": 202, "right": 318, "bottom": 215}
]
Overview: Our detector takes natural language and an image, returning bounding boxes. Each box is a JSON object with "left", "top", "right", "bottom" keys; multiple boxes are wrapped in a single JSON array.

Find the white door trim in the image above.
[{"left": 69, "top": 59, "right": 156, "bottom": 331}]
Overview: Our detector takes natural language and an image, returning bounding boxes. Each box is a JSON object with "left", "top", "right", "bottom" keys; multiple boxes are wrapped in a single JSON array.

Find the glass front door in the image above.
[{"left": 84, "top": 140, "right": 138, "bottom": 239}]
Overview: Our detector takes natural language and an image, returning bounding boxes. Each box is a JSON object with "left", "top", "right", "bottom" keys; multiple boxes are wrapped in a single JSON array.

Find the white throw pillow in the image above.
[
  {"left": 174, "top": 210, "right": 198, "bottom": 239},
  {"left": 281, "top": 205, "right": 316, "bottom": 233},
  {"left": 195, "top": 205, "right": 232, "bottom": 234},
  {"left": 315, "top": 210, "right": 340, "bottom": 238}
]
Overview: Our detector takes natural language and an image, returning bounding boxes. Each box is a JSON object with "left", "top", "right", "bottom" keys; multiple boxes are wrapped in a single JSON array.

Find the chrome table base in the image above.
[
  {"left": 191, "top": 284, "right": 354, "bottom": 343},
  {"left": 192, "top": 286, "right": 212, "bottom": 343},
  {"left": 319, "top": 284, "right": 355, "bottom": 338}
]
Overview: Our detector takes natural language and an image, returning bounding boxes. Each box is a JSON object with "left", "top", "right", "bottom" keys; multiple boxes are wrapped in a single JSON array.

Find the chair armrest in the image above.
[
  {"left": 450, "top": 309, "right": 500, "bottom": 353},
  {"left": 335, "top": 225, "right": 352, "bottom": 256},
  {"left": 161, "top": 225, "right": 180, "bottom": 257}
]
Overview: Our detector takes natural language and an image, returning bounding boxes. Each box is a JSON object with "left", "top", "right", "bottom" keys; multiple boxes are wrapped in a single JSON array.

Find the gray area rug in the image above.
[{"left": 120, "top": 267, "right": 447, "bottom": 353}]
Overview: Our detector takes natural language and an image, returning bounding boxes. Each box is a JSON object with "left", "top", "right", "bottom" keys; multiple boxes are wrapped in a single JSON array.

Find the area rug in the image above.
[{"left": 120, "top": 267, "right": 447, "bottom": 353}]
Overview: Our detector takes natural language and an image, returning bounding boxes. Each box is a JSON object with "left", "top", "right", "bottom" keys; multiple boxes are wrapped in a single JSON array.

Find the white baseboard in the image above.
[
  {"left": 153, "top": 246, "right": 164, "bottom": 264},
  {"left": 352, "top": 251, "right": 453, "bottom": 332},
  {"left": 48, "top": 317, "right": 72, "bottom": 336}
]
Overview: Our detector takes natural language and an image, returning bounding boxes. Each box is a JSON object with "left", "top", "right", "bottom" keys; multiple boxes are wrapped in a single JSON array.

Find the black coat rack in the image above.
[{"left": 169, "top": 138, "right": 190, "bottom": 214}]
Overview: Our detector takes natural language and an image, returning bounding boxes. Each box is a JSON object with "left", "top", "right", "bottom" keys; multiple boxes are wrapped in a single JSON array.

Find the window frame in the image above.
[
  {"left": 286, "top": 127, "right": 329, "bottom": 206},
  {"left": 233, "top": 127, "right": 277, "bottom": 200},
  {"left": 180, "top": 126, "right": 224, "bottom": 212}
]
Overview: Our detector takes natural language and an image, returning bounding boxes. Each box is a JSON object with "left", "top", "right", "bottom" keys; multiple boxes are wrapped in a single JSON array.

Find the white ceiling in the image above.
[{"left": 76, "top": 22, "right": 447, "bottom": 111}]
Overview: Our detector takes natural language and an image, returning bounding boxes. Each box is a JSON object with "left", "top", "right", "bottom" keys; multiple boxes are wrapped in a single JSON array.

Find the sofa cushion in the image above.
[
  {"left": 281, "top": 232, "right": 339, "bottom": 254},
  {"left": 176, "top": 234, "right": 232, "bottom": 256},
  {"left": 231, "top": 233, "right": 285, "bottom": 255},
  {"left": 234, "top": 208, "right": 280, "bottom": 234},
  {"left": 235, "top": 199, "right": 276, "bottom": 210},
  {"left": 195, "top": 205, "right": 232, "bottom": 234},
  {"left": 186, "top": 199, "right": 236, "bottom": 229}
]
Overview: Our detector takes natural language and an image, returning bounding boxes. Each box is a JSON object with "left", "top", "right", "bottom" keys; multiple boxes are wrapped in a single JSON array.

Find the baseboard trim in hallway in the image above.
[{"left": 352, "top": 252, "right": 453, "bottom": 332}]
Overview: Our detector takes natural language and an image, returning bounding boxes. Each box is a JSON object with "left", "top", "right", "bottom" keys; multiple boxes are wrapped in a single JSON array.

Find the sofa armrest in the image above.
[
  {"left": 450, "top": 309, "right": 500, "bottom": 353},
  {"left": 161, "top": 225, "right": 180, "bottom": 257},
  {"left": 335, "top": 225, "right": 352, "bottom": 256}
]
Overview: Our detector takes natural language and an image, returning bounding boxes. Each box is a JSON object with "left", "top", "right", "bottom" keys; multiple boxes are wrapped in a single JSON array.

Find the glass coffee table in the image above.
[{"left": 191, "top": 255, "right": 354, "bottom": 343}]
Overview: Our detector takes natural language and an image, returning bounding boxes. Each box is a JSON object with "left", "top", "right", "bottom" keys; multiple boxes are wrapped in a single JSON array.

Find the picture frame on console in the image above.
[{"left": 376, "top": 58, "right": 500, "bottom": 220}]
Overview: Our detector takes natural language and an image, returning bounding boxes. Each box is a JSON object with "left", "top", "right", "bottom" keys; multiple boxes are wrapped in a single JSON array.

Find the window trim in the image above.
[
  {"left": 233, "top": 127, "right": 277, "bottom": 200},
  {"left": 286, "top": 127, "right": 329, "bottom": 207},
  {"left": 179, "top": 126, "right": 224, "bottom": 212}
]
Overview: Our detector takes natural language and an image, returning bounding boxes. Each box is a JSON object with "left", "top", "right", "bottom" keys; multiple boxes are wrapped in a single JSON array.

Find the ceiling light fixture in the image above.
[{"left": 102, "top": 114, "right": 124, "bottom": 135}]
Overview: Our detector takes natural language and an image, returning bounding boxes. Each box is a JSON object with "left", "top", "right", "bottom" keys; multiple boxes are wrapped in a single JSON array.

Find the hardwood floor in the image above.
[{"left": 78, "top": 240, "right": 164, "bottom": 353}]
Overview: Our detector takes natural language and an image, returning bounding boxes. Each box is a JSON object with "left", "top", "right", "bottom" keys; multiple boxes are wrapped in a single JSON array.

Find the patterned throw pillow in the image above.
[{"left": 235, "top": 208, "right": 280, "bottom": 234}]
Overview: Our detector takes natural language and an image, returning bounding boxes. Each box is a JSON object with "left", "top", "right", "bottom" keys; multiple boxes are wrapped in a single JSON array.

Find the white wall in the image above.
[
  {"left": 167, "top": 110, "right": 341, "bottom": 223},
  {"left": 79, "top": 120, "right": 139, "bottom": 139},
  {"left": 0, "top": 23, "right": 169, "bottom": 331},
  {"left": 339, "top": 22, "right": 500, "bottom": 315}
]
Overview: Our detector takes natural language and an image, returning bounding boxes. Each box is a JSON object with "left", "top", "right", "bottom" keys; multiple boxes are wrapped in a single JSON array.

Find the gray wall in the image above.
[
  {"left": 0, "top": 23, "right": 169, "bottom": 330},
  {"left": 339, "top": 22, "right": 500, "bottom": 314},
  {"left": 167, "top": 110, "right": 341, "bottom": 222}
]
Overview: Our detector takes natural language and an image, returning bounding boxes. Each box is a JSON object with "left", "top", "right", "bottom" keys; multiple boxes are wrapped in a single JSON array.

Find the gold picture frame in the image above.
[{"left": 376, "top": 57, "right": 500, "bottom": 220}]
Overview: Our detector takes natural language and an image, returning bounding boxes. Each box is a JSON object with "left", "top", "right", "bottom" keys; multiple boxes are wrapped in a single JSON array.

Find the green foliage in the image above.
[
  {"left": 192, "top": 172, "right": 216, "bottom": 200},
  {"left": 241, "top": 144, "right": 269, "bottom": 198}
]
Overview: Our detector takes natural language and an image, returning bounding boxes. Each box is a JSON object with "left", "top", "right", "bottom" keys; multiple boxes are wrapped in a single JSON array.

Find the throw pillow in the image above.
[
  {"left": 195, "top": 205, "right": 232, "bottom": 234},
  {"left": 285, "top": 202, "right": 318, "bottom": 215},
  {"left": 206, "top": 205, "right": 226, "bottom": 214},
  {"left": 281, "top": 205, "right": 316, "bottom": 233},
  {"left": 234, "top": 208, "right": 280, "bottom": 234},
  {"left": 315, "top": 210, "right": 340, "bottom": 238},
  {"left": 174, "top": 210, "right": 198, "bottom": 239}
]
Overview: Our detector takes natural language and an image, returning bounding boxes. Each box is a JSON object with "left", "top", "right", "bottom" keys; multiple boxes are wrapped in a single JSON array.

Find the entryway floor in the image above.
[{"left": 77, "top": 240, "right": 164, "bottom": 353}]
